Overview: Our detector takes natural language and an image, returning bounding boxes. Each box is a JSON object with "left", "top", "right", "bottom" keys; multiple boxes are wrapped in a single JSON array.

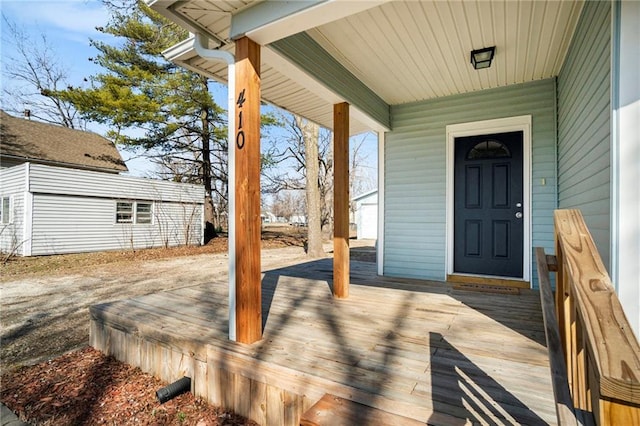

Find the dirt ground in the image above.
[
  {"left": 1, "top": 229, "right": 349, "bottom": 369},
  {"left": 0, "top": 231, "right": 375, "bottom": 424}
]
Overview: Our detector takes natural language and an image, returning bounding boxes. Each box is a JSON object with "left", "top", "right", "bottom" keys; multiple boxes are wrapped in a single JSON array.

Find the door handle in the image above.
[{"left": 515, "top": 212, "right": 523, "bottom": 219}]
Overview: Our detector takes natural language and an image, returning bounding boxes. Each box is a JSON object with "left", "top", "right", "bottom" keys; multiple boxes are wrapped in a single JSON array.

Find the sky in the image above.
[
  {"left": 0, "top": 0, "right": 378, "bottom": 191},
  {"left": 1, "top": 0, "right": 111, "bottom": 92}
]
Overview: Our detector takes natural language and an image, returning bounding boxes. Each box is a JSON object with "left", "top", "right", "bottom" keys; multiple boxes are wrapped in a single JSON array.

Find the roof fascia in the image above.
[
  {"left": 0, "top": 155, "right": 126, "bottom": 174},
  {"left": 162, "top": 35, "right": 233, "bottom": 84},
  {"left": 269, "top": 32, "right": 390, "bottom": 131},
  {"left": 232, "top": 0, "right": 387, "bottom": 45},
  {"left": 352, "top": 188, "right": 378, "bottom": 202},
  {"left": 162, "top": 36, "right": 197, "bottom": 62},
  {"left": 230, "top": 1, "right": 326, "bottom": 42},
  {"left": 148, "top": 0, "right": 224, "bottom": 46}
]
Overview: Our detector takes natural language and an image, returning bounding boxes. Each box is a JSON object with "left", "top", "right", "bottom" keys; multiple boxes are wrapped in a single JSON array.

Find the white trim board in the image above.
[
  {"left": 611, "top": 0, "right": 640, "bottom": 338},
  {"left": 22, "top": 162, "right": 33, "bottom": 256},
  {"left": 377, "top": 130, "right": 385, "bottom": 276},
  {"left": 445, "top": 115, "right": 532, "bottom": 284}
]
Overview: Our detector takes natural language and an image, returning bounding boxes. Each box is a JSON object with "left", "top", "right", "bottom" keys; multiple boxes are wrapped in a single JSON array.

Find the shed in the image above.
[
  {"left": 352, "top": 189, "right": 377, "bottom": 240},
  {"left": 0, "top": 112, "right": 204, "bottom": 256}
]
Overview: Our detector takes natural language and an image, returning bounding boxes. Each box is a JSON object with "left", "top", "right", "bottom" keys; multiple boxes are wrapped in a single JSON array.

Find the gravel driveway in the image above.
[{"left": 0, "top": 246, "right": 313, "bottom": 371}]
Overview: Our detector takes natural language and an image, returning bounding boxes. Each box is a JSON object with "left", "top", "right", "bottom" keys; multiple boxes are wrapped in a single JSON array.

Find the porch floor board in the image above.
[{"left": 90, "top": 258, "right": 556, "bottom": 425}]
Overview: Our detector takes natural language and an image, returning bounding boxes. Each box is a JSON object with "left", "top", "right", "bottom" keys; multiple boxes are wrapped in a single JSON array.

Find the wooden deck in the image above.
[{"left": 90, "top": 258, "right": 556, "bottom": 425}]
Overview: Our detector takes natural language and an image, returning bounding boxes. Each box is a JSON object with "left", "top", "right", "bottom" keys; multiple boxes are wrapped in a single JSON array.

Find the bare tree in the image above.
[
  {"left": 270, "top": 190, "right": 304, "bottom": 222},
  {"left": 263, "top": 113, "right": 332, "bottom": 256},
  {"left": 349, "top": 133, "right": 377, "bottom": 218},
  {"left": 263, "top": 114, "right": 378, "bottom": 256},
  {"left": 297, "top": 116, "right": 324, "bottom": 257},
  {"left": 1, "top": 17, "right": 84, "bottom": 128},
  {"left": 263, "top": 113, "right": 334, "bottom": 222}
]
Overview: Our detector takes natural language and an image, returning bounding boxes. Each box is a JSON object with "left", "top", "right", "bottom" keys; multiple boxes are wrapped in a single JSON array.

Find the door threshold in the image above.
[{"left": 447, "top": 274, "right": 530, "bottom": 291}]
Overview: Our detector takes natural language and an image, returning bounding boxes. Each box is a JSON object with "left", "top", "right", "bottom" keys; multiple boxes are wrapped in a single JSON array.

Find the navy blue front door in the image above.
[{"left": 454, "top": 131, "right": 524, "bottom": 278}]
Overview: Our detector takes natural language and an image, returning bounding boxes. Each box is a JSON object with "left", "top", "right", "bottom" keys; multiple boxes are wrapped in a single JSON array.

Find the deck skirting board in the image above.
[
  {"left": 90, "top": 316, "right": 197, "bottom": 384},
  {"left": 89, "top": 313, "right": 442, "bottom": 425},
  {"left": 90, "top": 313, "right": 317, "bottom": 425}
]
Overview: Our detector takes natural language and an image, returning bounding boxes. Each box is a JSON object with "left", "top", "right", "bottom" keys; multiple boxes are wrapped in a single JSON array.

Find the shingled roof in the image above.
[{"left": 0, "top": 110, "right": 128, "bottom": 173}]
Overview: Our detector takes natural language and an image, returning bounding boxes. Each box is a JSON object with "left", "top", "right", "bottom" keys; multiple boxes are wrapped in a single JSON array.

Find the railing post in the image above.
[{"left": 554, "top": 209, "right": 640, "bottom": 425}]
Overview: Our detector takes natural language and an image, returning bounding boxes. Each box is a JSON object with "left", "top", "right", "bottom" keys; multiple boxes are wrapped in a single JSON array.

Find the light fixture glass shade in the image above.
[{"left": 470, "top": 46, "right": 496, "bottom": 70}]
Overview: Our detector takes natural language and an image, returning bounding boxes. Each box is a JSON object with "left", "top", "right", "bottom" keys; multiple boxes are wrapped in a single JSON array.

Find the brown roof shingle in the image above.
[{"left": 0, "top": 110, "right": 128, "bottom": 173}]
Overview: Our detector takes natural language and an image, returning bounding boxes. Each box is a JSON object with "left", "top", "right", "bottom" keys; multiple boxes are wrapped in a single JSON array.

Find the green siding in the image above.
[
  {"left": 385, "top": 79, "right": 557, "bottom": 286},
  {"left": 557, "top": 1, "right": 611, "bottom": 269},
  {"left": 270, "top": 32, "right": 390, "bottom": 129}
]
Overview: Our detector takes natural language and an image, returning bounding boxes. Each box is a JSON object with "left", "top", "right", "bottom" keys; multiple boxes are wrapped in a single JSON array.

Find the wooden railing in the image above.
[{"left": 536, "top": 209, "right": 640, "bottom": 425}]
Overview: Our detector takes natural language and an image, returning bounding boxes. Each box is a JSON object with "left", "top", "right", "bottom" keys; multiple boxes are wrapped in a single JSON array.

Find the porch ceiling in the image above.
[{"left": 151, "top": 0, "right": 584, "bottom": 134}]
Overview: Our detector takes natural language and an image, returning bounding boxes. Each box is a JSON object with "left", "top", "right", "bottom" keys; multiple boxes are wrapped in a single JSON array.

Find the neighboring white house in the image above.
[
  {"left": 260, "top": 211, "right": 277, "bottom": 223},
  {"left": 0, "top": 111, "right": 204, "bottom": 256},
  {"left": 352, "top": 189, "right": 377, "bottom": 240},
  {"left": 289, "top": 215, "right": 306, "bottom": 226}
]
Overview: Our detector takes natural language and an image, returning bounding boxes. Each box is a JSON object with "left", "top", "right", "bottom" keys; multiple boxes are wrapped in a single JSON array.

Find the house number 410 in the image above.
[{"left": 236, "top": 89, "right": 246, "bottom": 150}]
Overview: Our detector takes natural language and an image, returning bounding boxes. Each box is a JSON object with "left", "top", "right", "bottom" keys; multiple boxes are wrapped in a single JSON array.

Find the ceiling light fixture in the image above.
[{"left": 470, "top": 46, "right": 496, "bottom": 70}]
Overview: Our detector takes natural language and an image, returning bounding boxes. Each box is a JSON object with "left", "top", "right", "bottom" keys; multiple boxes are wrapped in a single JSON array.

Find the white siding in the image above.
[
  {"left": 153, "top": 201, "right": 203, "bottom": 248},
  {"left": 30, "top": 194, "right": 203, "bottom": 255},
  {"left": 385, "top": 79, "right": 557, "bottom": 285},
  {"left": 28, "top": 163, "right": 202, "bottom": 203},
  {"left": 0, "top": 163, "right": 207, "bottom": 256},
  {"left": 354, "top": 191, "right": 378, "bottom": 240},
  {"left": 357, "top": 204, "right": 378, "bottom": 240},
  {"left": 557, "top": 1, "right": 611, "bottom": 269},
  {"left": 0, "top": 164, "right": 27, "bottom": 254}
]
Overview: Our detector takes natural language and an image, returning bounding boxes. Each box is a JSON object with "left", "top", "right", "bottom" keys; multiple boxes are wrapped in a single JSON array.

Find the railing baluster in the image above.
[
  {"left": 535, "top": 247, "right": 578, "bottom": 425},
  {"left": 576, "top": 315, "right": 587, "bottom": 411},
  {"left": 571, "top": 287, "right": 579, "bottom": 408}
]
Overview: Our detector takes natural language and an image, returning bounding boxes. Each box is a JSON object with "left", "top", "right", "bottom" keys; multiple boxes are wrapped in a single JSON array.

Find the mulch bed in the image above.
[{"left": 0, "top": 347, "right": 258, "bottom": 426}]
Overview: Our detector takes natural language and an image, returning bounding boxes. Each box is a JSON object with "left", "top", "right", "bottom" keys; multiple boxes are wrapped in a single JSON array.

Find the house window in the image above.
[
  {"left": 115, "top": 201, "right": 153, "bottom": 224},
  {"left": 116, "top": 202, "right": 133, "bottom": 223},
  {"left": 1, "top": 196, "right": 11, "bottom": 224},
  {"left": 136, "top": 202, "right": 152, "bottom": 224},
  {"left": 467, "top": 140, "right": 511, "bottom": 159}
]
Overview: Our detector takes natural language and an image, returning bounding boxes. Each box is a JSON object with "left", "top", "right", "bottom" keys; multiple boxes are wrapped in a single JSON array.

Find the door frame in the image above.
[{"left": 445, "top": 115, "right": 532, "bottom": 283}]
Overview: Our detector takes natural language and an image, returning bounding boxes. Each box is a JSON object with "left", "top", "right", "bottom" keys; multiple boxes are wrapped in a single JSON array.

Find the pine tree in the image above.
[{"left": 60, "top": 0, "right": 225, "bottom": 242}]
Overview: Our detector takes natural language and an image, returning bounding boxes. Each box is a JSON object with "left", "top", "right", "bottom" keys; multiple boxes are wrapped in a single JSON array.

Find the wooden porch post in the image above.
[
  {"left": 333, "top": 102, "right": 349, "bottom": 298},
  {"left": 235, "top": 37, "right": 261, "bottom": 344}
]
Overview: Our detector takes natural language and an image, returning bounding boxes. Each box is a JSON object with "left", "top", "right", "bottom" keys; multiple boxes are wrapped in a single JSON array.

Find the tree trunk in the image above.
[
  {"left": 200, "top": 86, "right": 217, "bottom": 244},
  {"left": 204, "top": 195, "right": 216, "bottom": 242},
  {"left": 298, "top": 117, "right": 324, "bottom": 257}
]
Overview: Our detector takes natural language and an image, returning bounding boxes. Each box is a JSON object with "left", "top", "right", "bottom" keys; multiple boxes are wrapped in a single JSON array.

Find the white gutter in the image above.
[{"left": 193, "top": 33, "right": 237, "bottom": 342}]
